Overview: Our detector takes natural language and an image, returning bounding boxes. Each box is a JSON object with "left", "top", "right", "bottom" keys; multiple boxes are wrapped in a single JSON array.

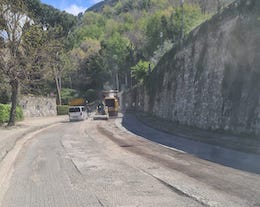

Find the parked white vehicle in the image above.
[{"left": 68, "top": 106, "right": 87, "bottom": 121}]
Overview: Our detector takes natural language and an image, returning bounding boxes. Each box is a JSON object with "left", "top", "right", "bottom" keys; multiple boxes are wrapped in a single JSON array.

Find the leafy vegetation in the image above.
[
  {"left": 0, "top": 104, "right": 23, "bottom": 124},
  {"left": 67, "top": 0, "right": 211, "bottom": 93},
  {"left": 61, "top": 88, "right": 78, "bottom": 105},
  {"left": 56, "top": 105, "right": 69, "bottom": 116},
  {"left": 131, "top": 61, "right": 153, "bottom": 84},
  {"left": 0, "top": 0, "right": 231, "bottom": 125},
  {"left": 0, "top": 104, "right": 9, "bottom": 124},
  {"left": 0, "top": 0, "right": 76, "bottom": 125}
]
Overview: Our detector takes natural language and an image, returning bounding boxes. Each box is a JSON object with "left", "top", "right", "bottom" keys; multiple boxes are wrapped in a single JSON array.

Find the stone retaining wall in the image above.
[
  {"left": 19, "top": 96, "right": 57, "bottom": 117},
  {"left": 123, "top": 0, "right": 260, "bottom": 136}
]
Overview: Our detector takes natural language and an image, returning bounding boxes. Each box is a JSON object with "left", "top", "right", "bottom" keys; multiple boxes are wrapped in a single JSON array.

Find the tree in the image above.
[
  {"left": 101, "top": 32, "right": 130, "bottom": 89},
  {"left": 37, "top": 4, "right": 76, "bottom": 35},
  {"left": 150, "top": 39, "right": 173, "bottom": 66},
  {"left": 42, "top": 34, "right": 67, "bottom": 105},
  {"left": 0, "top": 0, "right": 36, "bottom": 126},
  {"left": 131, "top": 60, "right": 153, "bottom": 84},
  {"left": 0, "top": 0, "right": 56, "bottom": 125},
  {"left": 69, "top": 38, "right": 110, "bottom": 94},
  {"left": 64, "top": 0, "right": 212, "bottom": 94}
]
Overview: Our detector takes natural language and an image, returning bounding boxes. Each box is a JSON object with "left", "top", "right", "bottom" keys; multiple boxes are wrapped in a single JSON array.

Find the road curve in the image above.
[
  {"left": 121, "top": 113, "right": 260, "bottom": 174},
  {"left": 0, "top": 119, "right": 202, "bottom": 207},
  {"left": 0, "top": 117, "right": 259, "bottom": 207}
]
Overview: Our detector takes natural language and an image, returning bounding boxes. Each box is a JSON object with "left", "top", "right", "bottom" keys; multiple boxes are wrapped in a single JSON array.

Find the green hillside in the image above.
[
  {"left": 0, "top": 0, "right": 234, "bottom": 107},
  {"left": 66, "top": 0, "right": 233, "bottom": 99}
]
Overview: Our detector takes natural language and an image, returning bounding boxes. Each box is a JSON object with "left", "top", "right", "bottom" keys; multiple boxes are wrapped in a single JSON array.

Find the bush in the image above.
[
  {"left": 57, "top": 105, "right": 69, "bottom": 115},
  {"left": 0, "top": 104, "right": 9, "bottom": 124},
  {"left": 0, "top": 104, "right": 24, "bottom": 124},
  {"left": 131, "top": 60, "right": 153, "bottom": 84},
  {"left": 61, "top": 88, "right": 78, "bottom": 105},
  {"left": 16, "top": 106, "right": 24, "bottom": 121}
]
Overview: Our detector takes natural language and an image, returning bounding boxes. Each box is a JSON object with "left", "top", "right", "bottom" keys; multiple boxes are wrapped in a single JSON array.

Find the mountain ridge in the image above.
[{"left": 87, "top": 0, "right": 235, "bottom": 14}]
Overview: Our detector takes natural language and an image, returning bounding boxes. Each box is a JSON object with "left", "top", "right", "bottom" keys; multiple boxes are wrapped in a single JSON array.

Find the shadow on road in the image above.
[{"left": 122, "top": 113, "right": 260, "bottom": 175}]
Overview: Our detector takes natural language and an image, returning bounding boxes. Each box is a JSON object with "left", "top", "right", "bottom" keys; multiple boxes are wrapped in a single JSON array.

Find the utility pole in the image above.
[{"left": 160, "top": 31, "right": 163, "bottom": 51}]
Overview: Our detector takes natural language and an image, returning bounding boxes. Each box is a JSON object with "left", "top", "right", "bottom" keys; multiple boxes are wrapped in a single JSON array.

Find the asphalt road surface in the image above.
[
  {"left": 0, "top": 117, "right": 260, "bottom": 207},
  {"left": 122, "top": 114, "right": 260, "bottom": 174}
]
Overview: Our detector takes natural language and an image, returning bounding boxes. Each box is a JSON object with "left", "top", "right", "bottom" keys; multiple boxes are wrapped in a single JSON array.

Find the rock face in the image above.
[{"left": 124, "top": 0, "right": 260, "bottom": 136}]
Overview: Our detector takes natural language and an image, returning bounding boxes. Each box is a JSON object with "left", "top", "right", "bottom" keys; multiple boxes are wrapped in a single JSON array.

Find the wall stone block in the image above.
[
  {"left": 123, "top": 0, "right": 260, "bottom": 136},
  {"left": 19, "top": 95, "right": 57, "bottom": 118}
]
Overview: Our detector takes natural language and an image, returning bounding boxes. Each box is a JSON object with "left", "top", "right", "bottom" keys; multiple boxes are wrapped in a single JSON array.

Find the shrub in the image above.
[
  {"left": 16, "top": 106, "right": 24, "bottom": 121},
  {"left": 131, "top": 60, "right": 154, "bottom": 84},
  {"left": 0, "top": 104, "right": 24, "bottom": 124},
  {"left": 57, "top": 105, "right": 69, "bottom": 115},
  {"left": 0, "top": 104, "right": 9, "bottom": 124}
]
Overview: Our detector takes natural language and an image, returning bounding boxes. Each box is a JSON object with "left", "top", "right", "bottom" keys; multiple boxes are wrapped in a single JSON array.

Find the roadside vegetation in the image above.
[
  {"left": 0, "top": 104, "right": 23, "bottom": 125},
  {"left": 56, "top": 105, "right": 69, "bottom": 116},
  {"left": 0, "top": 0, "right": 233, "bottom": 125},
  {"left": 0, "top": 0, "right": 76, "bottom": 125}
]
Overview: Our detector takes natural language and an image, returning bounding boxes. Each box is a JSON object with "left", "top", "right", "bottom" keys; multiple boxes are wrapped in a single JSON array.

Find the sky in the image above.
[{"left": 40, "top": 0, "right": 103, "bottom": 16}]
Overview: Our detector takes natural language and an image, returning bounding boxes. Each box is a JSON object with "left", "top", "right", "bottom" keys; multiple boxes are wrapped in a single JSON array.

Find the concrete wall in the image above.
[
  {"left": 19, "top": 95, "right": 57, "bottom": 118},
  {"left": 124, "top": 0, "right": 260, "bottom": 136}
]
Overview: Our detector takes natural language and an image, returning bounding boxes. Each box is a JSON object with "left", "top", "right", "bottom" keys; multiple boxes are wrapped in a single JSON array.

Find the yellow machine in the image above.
[
  {"left": 69, "top": 98, "right": 85, "bottom": 106},
  {"left": 102, "top": 90, "right": 119, "bottom": 117},
  {"left": 104, "top": 97, "right": 119, "bottom": 116}
]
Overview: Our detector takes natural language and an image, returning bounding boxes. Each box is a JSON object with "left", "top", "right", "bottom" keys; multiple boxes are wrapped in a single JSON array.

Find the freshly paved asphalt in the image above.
[
  {"left": 0, "top": 119, "right": 204, "bottom": 207},
  {"left": 122, "top": 113, "right": 260, "bottom": 174},
  {"left": 1, "top": 116, "right": 260, "bottom": 206}
]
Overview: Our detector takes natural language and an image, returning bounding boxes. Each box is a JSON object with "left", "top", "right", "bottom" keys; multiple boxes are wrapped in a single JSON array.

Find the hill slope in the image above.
[
  {"left": 124, "top": 0, "right": 260, "bottom": 136},
  {"left": 88, "top": 0, "right": 234, "bottom": 13}
]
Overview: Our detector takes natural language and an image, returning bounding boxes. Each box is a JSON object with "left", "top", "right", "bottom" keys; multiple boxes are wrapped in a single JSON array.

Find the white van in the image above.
[{"left": 68, "top": 106, "right": 87, "bottom": 121}]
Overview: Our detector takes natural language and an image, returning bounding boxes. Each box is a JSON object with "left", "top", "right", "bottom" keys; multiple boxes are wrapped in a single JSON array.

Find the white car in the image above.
[{"left": 68, "top": 106, "right": 87, "bottom": 121}]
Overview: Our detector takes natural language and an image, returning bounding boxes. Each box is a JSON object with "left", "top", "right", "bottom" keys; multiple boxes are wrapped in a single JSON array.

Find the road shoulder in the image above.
[
  {"left": 0, "top": 116, "right": 67, "bottom": 162},
  {"left": 129, "top": 112, "right": 260, "bottom": 155}
]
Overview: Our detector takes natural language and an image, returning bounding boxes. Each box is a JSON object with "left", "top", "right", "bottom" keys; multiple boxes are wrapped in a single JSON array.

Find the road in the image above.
[
  {"left": 122, "top": 114, "right": 260, "bottom": 174},
  {"left": 0, "top": 117, "right": 260, "bottom": 207}
]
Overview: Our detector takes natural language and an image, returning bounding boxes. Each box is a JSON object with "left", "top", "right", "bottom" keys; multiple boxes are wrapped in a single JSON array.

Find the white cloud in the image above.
[{"left": 65, "top": 4, "right": 87, "bottom": 16}]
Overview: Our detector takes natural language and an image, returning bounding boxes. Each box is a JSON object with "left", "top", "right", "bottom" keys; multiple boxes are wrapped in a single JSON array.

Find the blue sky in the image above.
[{"left": 40, "top": 0, "right": 103, "bottom": 15}]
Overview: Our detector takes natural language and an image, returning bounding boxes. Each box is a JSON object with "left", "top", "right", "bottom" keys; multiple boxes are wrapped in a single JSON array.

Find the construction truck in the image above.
[
  {"left": 92, "top": 90, "right": 119, "bottom": 120},
  {"left": 69, "top": 98, "right": 86, "bottom": 106},
  {"left": 93, "top": 102, "right": 109, "bottom": 120},
  {"left": 102, "top": 90, "right": 119, "bottom": 117}
]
